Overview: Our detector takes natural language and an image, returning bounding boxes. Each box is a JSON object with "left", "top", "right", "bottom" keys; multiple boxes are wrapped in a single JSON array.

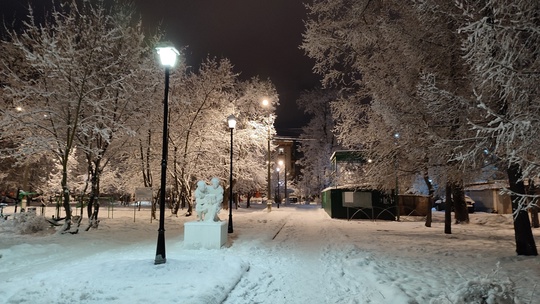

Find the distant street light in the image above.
[
  {"left": 262, "top": 99, "right": 272, "bottom": 211},
  {"left": 394, "top": 132, "right": 400, "bottom": 222},
  {"left": 276, "top": 167, "right": 281, "bottom": 208},
  {"left": 227, "top": 114, "right": 236, "bottom": 233},
  {"left": 278, "top": 159, "right": 287, "bottom": 206},
  {"left": 154, "top": 45, "right": 179, "bottom": 265}
]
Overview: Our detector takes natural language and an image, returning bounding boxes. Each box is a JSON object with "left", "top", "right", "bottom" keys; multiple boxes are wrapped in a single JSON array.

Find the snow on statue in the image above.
[{"left": 195, "top": 178, "right": 224, "bottom": 222}]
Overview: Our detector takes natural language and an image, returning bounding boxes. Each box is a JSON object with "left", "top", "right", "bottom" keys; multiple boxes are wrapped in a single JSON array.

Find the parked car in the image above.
[
  {"left": 434, "top": 196, "right": 475, "bottom": 213},
  {"left": 465, "top": 196, "right": 475, "bottom": 213}
]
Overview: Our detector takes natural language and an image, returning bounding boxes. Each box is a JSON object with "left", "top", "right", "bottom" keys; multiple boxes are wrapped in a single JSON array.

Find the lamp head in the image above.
[
  {"left": 156, "top": 46, "right": 179, "bottom": 67},
  {"left": 227, "top": 114, "right": 237, "bottom": 129}
]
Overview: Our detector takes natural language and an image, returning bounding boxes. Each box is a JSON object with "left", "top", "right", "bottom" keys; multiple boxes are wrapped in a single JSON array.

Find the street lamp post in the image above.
[
  {"left": 262, "top": 99, "right": 272, "bottom": 211},
  {"left": 279, "top": 159, "right": 287, "bottom": 206},
  {"left": 154, "top": 46, "right": 179, "bottom": 265},
  {"left": 276, "top": 167, "right": 280, "bottom": 208},
  {"left": 227, "top": 114, "right": 236, "bottom": 233},
  {"left": 267, "top": 130, "right": 272, "bottom": 211},
  {"left": 394, "top": 132, "right": 400, "bottom": 222}
]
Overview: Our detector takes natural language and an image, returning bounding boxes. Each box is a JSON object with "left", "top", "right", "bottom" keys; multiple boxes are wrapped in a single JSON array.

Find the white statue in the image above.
[
  {"left": 194, "top": 178, "right": 224, "bottom": 222},
  {"left": 207, "top": 177, "right": 224, "bottom": 221},
  {"left": 194, "top": 180, "right": 208, "bottom": 221}
]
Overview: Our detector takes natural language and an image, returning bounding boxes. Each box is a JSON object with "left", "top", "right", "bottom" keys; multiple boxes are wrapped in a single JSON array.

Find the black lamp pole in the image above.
[
  {"left": 276, "top": 168, "right": 280, "bottom": 208},
  {"left": 227, "top": 114, "right": 236, "bottom": 233},
  {"left": 155, "top": 66, "right": 170, "bottom": 265},
  {"left": 154, "top": 46, "right": 178, "bottom": 265},
  {"left": 267, "top": 130, "right": 272, "bottom": 210},
  {"left": 394, "top": 132, "right": 400, "bottom": 222}
]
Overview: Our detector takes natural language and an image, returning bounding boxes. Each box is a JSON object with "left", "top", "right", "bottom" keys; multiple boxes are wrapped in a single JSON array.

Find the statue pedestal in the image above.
[{"left": 184, "top": 221, "right": 227, "bottom": 249}]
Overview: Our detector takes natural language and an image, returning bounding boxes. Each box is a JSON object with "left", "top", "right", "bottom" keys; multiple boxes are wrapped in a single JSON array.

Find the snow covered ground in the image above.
[{"left": 1, "top": 203, "right": 539, "bottom": 304}]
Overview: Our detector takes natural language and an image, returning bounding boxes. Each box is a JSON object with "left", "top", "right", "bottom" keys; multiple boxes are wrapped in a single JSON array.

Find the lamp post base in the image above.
[
  {"left": 228, "top": 215, "right": 233, "bottom": 233},
  {"left": 154, "top": 229, "right": 166, "bottom": 265},
  {"left": 154, "top": 254, "right": 166, "bottom": 265}
]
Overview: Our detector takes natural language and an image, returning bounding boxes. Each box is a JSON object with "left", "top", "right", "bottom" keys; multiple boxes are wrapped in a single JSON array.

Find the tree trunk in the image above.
[
  {"left": 507, "top": 164, "right": 538, "bottom": 256},
  {"left": 444, "top": 183, "right": 452, "bottom": 234},
  {"left": 82, "top": 165, "right": 100, "bottom": 231},
  {"left": 87, "top": 176, "right": 96, "bottom": 222},
  {"left": 152, "top": 192, "right": 158, "bottom": 220},
  {"left": 531, "top": 205, "right": 540, "bottom": 229},
  {"left": 452, "top": 181, "right": 469, "bottom": 224},
  {"left": 246, "top": 193, "right": 252, "bottom": 208},
  {"left": 61, "top": 156, "right": 72, "bottom": 230},
  {"left": 180, "top": 182, "right": 192, "bottom": 216},
  {"left": 422, "top": 171, "right": 433, "bottom": 227},
  {"left": 14, "top": 188, "right": 20, "bottom": 213},
  {"left": 86, "top": 159, "right": 102, "bottom": 230},
  {"left": 171, "top": 194, "right": 179, "bottom": 216},
  {"left": 527, "top": 180, "right": 539, "bottom": 228},
  {"left": 223, "top": 186, "right": 230, "bottom": 210},
  {"left": 171, "top": 146, "right": 180, "bottom": 216}
]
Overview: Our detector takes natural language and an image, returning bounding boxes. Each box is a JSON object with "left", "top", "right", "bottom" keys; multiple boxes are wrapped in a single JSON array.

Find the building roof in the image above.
[
  {"left": 465, "top": 180, "right": 509, "bottom": 191},
  {"left": 330, "top": 150, "right": 365, "bottom": 163}
]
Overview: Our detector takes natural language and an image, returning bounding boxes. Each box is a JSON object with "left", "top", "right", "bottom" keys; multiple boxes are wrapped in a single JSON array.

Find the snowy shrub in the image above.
[
  {"left": 432, "top": 264, "right": 518, "bottom": 304},
  {"left": 449, "top": 278, "right": 517, "bottom": 304},
  {"left": 12, "top": 212, "right": 50, "bottom": 234}
]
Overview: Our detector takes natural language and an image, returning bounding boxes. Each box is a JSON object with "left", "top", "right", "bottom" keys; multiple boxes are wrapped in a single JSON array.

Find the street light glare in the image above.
[
  {"left": 227, "top": 114, "right": 237, "bottom": 129},
  {"left": 262, "top": 99, "right": 269, "bottom": 106},
  {"left": 156, "top": 46, "right": 180, "bottom": 67}
]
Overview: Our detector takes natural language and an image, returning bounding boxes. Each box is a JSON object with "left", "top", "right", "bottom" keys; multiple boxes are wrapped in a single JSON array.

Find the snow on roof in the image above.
[{"left": 465, "top": 180, "right": 509, "bottom": 191}]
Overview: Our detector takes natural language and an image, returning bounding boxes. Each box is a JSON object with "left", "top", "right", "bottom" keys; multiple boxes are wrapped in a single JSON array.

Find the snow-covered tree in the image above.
[
  {"left": 301, "top": 0, "right": 486, "bottom": 227},
  {"left": 301, "top": 1, "right": 437, "bottom": 192},
  {"left": 455, "top": 0, "right": 539, "bottom": 255},
  {"left": 166, "top": 58, "right": 278, "bottom": 216},
  {"left": 69, "top": 3, "right": 162, "bottom": 228},
  {"left": 296, "top": 89, "right": 338, "bottom": 198},
  {"left": 0, "top": 0, "right": 162, "bottom": 231},
  {"left": 313, "top": 0, "right": 538, "bottom": 253}
]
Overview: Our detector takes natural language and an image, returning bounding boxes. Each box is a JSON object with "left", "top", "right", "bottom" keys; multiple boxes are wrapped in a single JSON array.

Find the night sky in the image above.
[{"left": 1, "top": 0, "right": 321, "bottom": 136}]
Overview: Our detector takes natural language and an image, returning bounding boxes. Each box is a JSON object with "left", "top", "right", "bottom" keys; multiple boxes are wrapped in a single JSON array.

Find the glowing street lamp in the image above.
[
  {"left": 275, "top": 167, "right": 281, "bottom": 208},
  {"left": 154, "top": 45, "right": 179, "bottom": 265},
  {"left": 262, "top": 99, "right": 272, "bottom": 211},
  {"left": 227, "top": 114, "right": 236, "bottom": 233},
  {"left": 393, "top": 132, "right": 400, "bottom": 222},
  {"left": 278, "top": 159, "right": 287, "bottom": 206}
]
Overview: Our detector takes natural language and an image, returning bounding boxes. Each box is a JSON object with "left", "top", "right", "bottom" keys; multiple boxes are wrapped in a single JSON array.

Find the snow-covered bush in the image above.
[
  {"left": 449, "top": 279, "right": 517, "bottom": 304},
  {"left": 432, "top": 264, "right": 517, "bottom": 304},
  {"left": 12, "top": 212, "right": 50, "bottom": 234}
]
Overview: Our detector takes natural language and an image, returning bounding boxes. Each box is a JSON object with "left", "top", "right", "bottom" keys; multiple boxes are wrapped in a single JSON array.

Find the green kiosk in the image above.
[{"left": 321, "top": 151, "right": 397, "bottom": 221}]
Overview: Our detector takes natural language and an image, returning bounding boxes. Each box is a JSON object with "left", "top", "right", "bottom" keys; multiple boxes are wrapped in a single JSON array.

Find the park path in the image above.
[{"left": 222, "top": 204, "right": 408, "bottom": 303}]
